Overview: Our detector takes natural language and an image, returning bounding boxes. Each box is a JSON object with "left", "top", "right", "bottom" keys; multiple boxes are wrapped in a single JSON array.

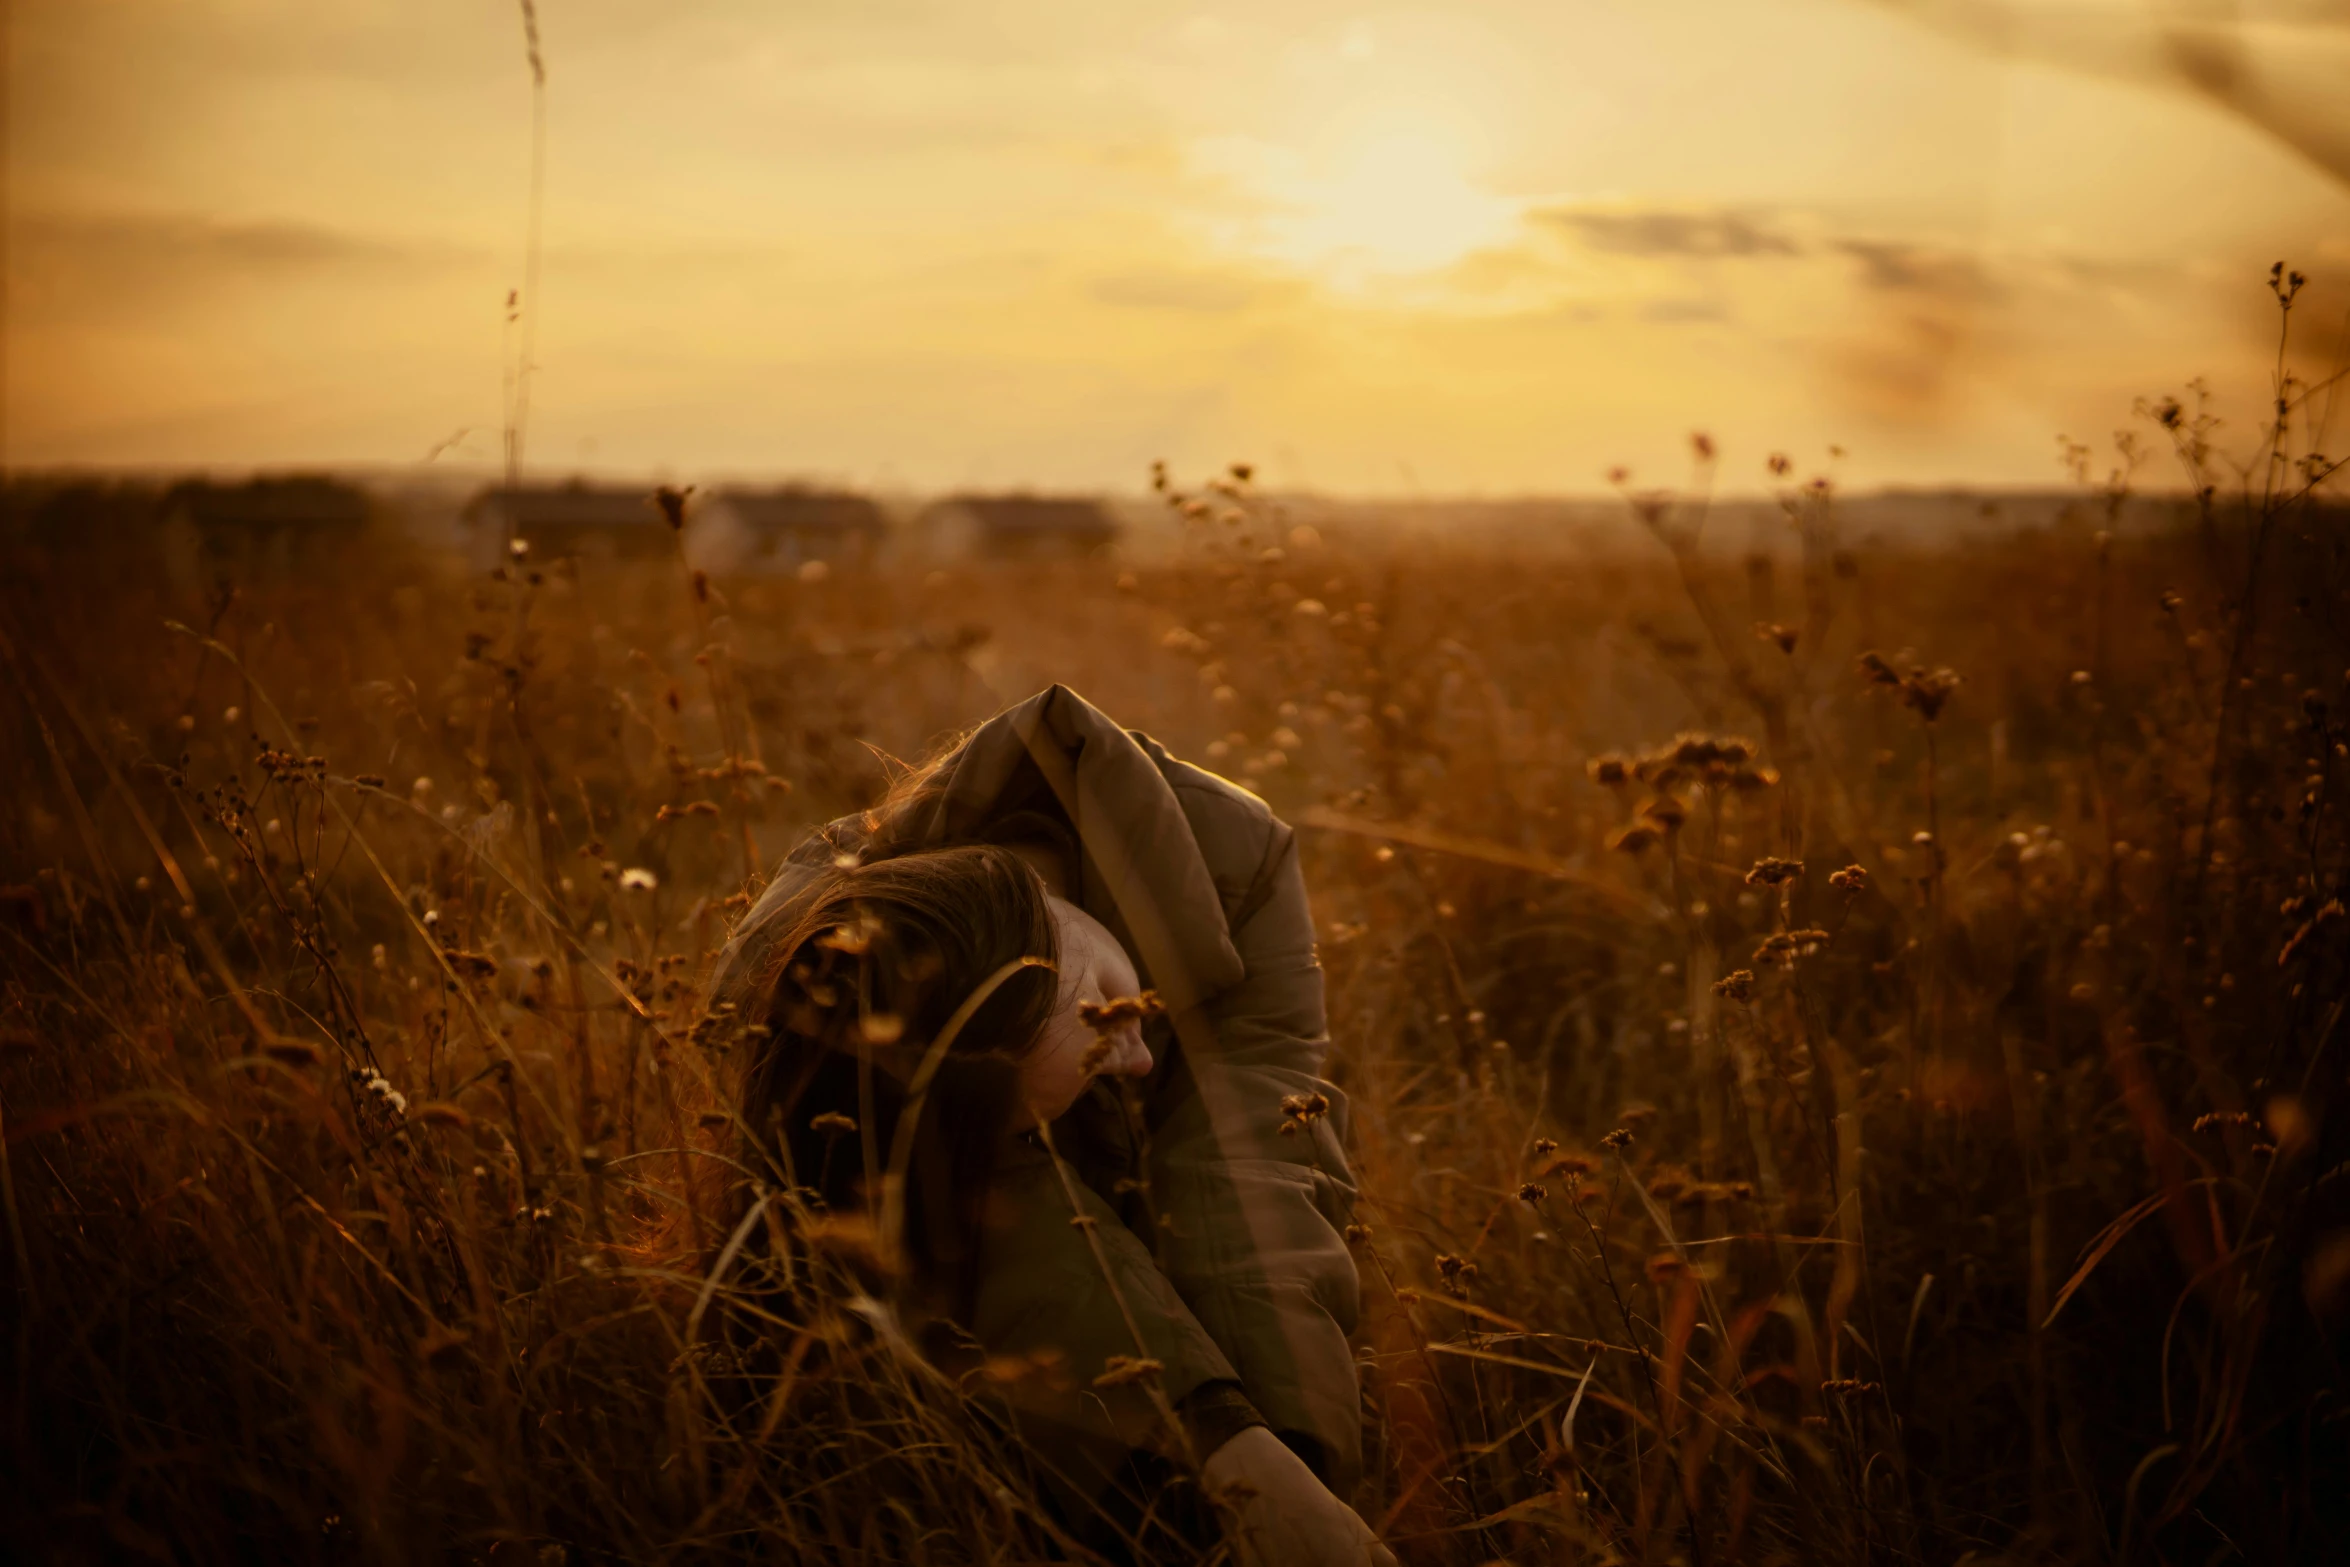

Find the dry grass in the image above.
[{"left": 2, "top": 278, "right": 2346, "bottom": 1565}]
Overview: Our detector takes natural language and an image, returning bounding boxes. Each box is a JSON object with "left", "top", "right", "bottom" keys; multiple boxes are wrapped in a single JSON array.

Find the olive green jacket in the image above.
[{"left": 710, "top": 685, "right": 1362, "bottom": 1492}]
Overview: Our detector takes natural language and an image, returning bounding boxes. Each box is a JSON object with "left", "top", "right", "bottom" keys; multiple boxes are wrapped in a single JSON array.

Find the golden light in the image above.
[{"left": 1200, "top": 110, "right": 1523, "bottom": 286}]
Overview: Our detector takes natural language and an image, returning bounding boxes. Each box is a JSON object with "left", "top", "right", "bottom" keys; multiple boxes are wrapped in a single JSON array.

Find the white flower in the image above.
[{"left": 618, "top": 867, "right": 659, "bottom": 892}]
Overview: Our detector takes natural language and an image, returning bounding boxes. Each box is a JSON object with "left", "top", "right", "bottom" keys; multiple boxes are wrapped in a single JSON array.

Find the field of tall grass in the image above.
[{"left": 2, "top": 269, "right": 2345, "bottom": 1565}]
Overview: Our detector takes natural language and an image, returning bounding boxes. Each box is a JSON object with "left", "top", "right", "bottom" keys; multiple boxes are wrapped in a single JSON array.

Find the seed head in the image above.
[
  {"left": 1279, "top": 1090, "right": 1333, "bottom": 1137},
  {"left": 1640, "top": 796, "right": 1688, "bottom": 833},
  {"left": 1092, "top": 1355, "right": 1164, "bottom": 1389},
  {"left": 1753, "top": 928, "right": 1831, "bottom": 967},
  {"left": 1744, "top": 856, "right": 1804, "bottom": 888},
  {"left": 1078, "top": 992, "right": 1165, "bottom": 1034}
]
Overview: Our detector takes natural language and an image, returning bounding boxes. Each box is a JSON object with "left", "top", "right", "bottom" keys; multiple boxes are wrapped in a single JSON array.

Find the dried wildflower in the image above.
[
  {"left": 1712, "top": 969, "right": 1756, "bottom": 1003},
  {"left": 618, "top": 867, "right": 658, "bottom": 893},
  {"left": 809, "top": 1111, "right": 857, "bottom": 1136},
  {"left": 1531, "top": 1137, "right": 1559, "bottom": 1158},
  {"left": 1829, "top": 864, "right": 1869, "bottom": 894},
  {"left": 1433, "top": 1253, "right": 1479, "bottom": 1290},
  {"left": 1077, "top": 992, "right": 1165, "bottom": 1033},
  {"left": 1641, "top": 799, "right": 1688, "bottom": 838},
  {"left": 1588, "top": 754, "right": 1630, "bottom": 787},
  {"left": 1904, "top": 668, "right": 1959, "bottom": 720},
  {"left": 816, "top": 920, "right": 877, "bottom": 957},
  {"left": 1754, "top": 928, "right": 1830, "bottom": 967},
  {"left": 1859, "top": 651, "right": 1961, "bottom": 722},
  {"left": 1609, "top": 822, "right": 1661, "bottom": 855},
  {"left": 1745, "top": 857, "right": 1804, "bottom": 887},
  {"left": 446, "top": 950, "right": 500, "bottom": 981},
  {"left": 351, "top": 1068, "right": 407, "bottom": 1117},
  {"left": 1091, "top": 1355, "right": 1163, "bottom": 1390},
  {"left": 1517, "top": 1182, "right": 1547, "bottom": 1204},
  {"left": 1344, "top": 1223, "right": 1374, "bottom": 1245},
  {"left": 1542, "top": 1152, "right": 1596, "bottom": 1179},
  {"left": 1279, "top": 1090, "right": 1333, "bottom": 1137},
  {"left": 1600, "top": 1127, "right": 1635, "bottom": 1152}
]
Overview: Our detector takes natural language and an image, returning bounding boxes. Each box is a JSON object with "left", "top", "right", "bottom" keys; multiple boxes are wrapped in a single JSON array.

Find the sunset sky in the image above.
[{"left": 7, "top": 0, "right": 2348, "bottom": 493}]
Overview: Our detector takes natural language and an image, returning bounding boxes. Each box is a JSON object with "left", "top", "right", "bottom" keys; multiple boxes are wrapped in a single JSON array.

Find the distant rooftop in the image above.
[
  {"left": 713, "top": 486, "right": 886, "bottom": 535},
  {"left": 932, "top": 494, "right": 1118, "bottom": 538},
  {"left": 464, "top": 481, "right": 663, "bottom": 531}
]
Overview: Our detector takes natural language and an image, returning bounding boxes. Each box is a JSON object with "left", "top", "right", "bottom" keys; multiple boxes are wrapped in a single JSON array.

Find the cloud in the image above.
[
  {"left": 1087, "top": 267, "right": 1267, "bottom": 312},
  {"left": 16, "top": 210, "right": 476, "bottom": 271},
  {"left": 1640, "top": 296, "right": 1730, "bottom": 322},
  {"left": 1540, "top": 207, "right": 1801, "bottom": 259},
  {"left": 1835, "top": 238, "right": 2002, "bottom": 301}
]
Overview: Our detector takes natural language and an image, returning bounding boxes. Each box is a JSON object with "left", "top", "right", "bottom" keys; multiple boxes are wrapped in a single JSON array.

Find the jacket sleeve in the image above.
[
  {"left": 1145, "top": 784, "right": 1365, "bottom": 1489},
  {"left": 968, "top": 1141, "right": 1253, "bottom": 1493}
]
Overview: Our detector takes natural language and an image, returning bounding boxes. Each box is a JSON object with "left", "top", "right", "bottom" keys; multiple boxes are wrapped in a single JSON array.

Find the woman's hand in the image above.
[{"left": 1200, "top": 1425, "right": 1397, "bottom": 1567}]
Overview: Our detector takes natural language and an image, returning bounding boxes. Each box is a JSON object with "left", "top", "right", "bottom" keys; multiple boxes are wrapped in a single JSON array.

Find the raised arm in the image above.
[{"left": 1144, "top": 768, "right": 1365, "bottom": 1489}]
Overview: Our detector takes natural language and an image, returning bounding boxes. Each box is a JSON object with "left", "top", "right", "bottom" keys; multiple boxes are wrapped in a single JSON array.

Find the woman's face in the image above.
[{"left": 1018, "top": 895, "right": 1154, "bottom": 1126}]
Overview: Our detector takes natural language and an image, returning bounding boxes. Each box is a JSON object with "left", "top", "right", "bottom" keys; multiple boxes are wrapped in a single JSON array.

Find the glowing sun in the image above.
[{"left": 1202, "top": 113, "right": 1522, "bottom": 284}]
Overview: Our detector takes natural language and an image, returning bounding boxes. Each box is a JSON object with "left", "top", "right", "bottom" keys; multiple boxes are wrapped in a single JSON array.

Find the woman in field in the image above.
[{"left": 708, "top": 685, "right": 1392, "bottom": 1566}]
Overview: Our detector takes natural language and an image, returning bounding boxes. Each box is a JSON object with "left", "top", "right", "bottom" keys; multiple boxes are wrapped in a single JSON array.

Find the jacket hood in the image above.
[{"left": 710, "top": 684, "right": 1248, "bottom": 1019}]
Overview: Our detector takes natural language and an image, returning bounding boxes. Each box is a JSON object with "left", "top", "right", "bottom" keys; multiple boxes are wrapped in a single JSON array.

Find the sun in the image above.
[{"left": 1202, "top": 112, "right": 1522, "bottom": 285}]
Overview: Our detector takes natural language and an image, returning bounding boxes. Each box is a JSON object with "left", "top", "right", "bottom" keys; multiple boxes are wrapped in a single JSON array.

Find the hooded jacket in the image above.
[{"left": 708, "top": 685, "right": 1363, "bottom": 1494}]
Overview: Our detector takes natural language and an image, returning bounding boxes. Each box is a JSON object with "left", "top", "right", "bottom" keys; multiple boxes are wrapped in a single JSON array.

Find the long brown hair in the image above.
[{"left": 734, "top": 844, "right": 1060, "bottom": 1312}]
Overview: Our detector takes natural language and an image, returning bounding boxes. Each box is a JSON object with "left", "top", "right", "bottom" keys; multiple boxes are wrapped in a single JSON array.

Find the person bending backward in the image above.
[{"left": 708, "top": 687, "right": 1394, "bottom": 1567}]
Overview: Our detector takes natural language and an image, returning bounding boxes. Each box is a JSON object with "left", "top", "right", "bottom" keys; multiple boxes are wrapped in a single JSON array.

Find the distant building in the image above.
[
  {"left": 160, "top": 475, "right": 374, "bottom": 577},
  {"left": 912, "top": 493, "right": 1118, "bottom": 562},
  {"left": 462, "top": 482, "right": 672, "bottom": 566},
  {"left": 698, "top": 486, "right": 888, "bottom": 572}
]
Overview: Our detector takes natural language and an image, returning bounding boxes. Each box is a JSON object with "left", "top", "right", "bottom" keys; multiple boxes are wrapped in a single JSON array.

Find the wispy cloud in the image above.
[
  {"left": 1538, "top": 208, "right": 1801, "bottom": 259},
  {"left": 1835, "top": 238, "right": 2003, "bottom": 302},
  {"left": 1086, "top": 266, "right": 1271, "bottom": 313},
  {"left": 16, "top": 210, "right": 478, "bottom": 271}
]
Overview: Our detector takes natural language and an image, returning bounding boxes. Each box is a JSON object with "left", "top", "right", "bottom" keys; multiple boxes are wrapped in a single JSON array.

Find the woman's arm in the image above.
[
  {"left": 971, "top": 1139, "right": 1255, "bottom": 1485},
  {"left": 1143, "top": 760, "right": 1368, "bottom": 1489}
]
